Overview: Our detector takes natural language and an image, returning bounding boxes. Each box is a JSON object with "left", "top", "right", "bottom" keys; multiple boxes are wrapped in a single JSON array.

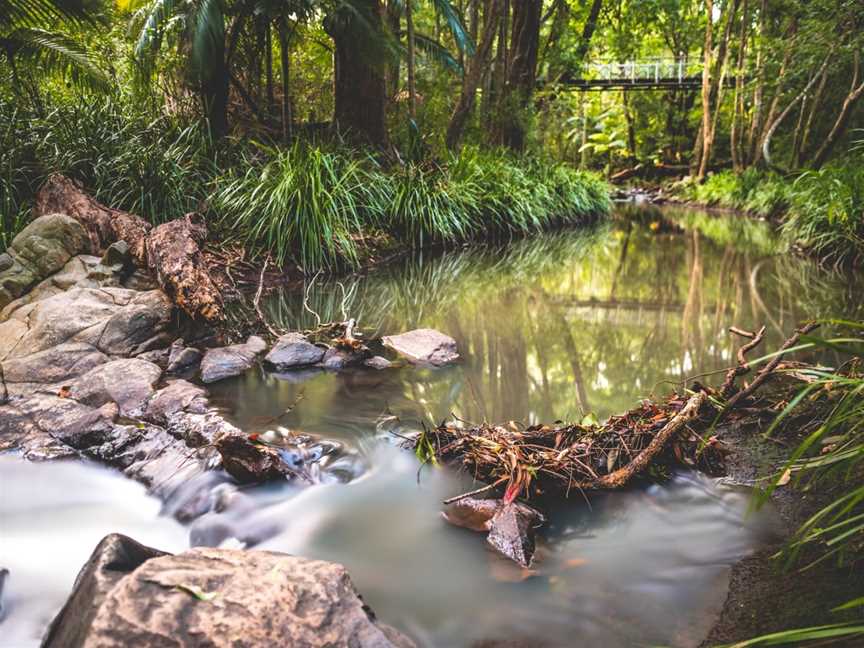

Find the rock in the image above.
[
  {"left": 0, "top": 342, "right": 108, "bottom": 387},
  {"left": 0, "top": 567, "right": 7, "bottom": 622},
  {"left": 166, "top": 339, "right": 202, "bottom": 374},
  {"left": 321, "top": 347, "right": 356, "bottom": 370},
  {"left": 142, "top": 380, "right": 208, "bottom": 424},
  {"left": 264, "top": 332, "right": 324, "bottom": 370},
  {"left": 0, "top": 214, "right": 90, "bottom": 309},
  {"left": 365, "top": 355, "right": 393, "bottom": 370},
  {"left": 442, "top": 497, "right": 502, "bottom": 532},
  {"left": 485, "top": 502, "right": 544, "bottom": 568},
  {"left": 0, "top": 287, "right": 172, "bottom": 361},
  {"left": 44, "top": 534, "right": 415, "bottom": 648},
  {"left": 382, "top": 328, "right": 459, "bottom": 366},
  {"left": 65, "top": 359, "right": 161, "bottom": 417},
  {"left": 214, "top": 431, "right": 293, "bottom": 483},
  {"left": 200, "top": 335, "right": 267, "bottom": 383},
  {"left": 42, "top": 534, "right": 168, "bottom": 648}
]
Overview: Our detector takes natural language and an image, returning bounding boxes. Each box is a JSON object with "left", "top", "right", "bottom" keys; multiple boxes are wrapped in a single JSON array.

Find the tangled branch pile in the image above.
[{"left": 414, "top": 323, "right": 818, "bottom": 503}]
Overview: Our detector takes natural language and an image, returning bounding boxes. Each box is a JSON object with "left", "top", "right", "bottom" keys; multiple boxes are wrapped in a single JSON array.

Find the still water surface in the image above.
[{"left": 2, "top": 206, "right": 861, "bottom": 647}]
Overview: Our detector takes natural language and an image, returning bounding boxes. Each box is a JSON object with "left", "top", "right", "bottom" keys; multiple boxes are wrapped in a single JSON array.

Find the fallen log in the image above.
[{"left": 33, "top": 175, "right": 223, "bottom": 322}]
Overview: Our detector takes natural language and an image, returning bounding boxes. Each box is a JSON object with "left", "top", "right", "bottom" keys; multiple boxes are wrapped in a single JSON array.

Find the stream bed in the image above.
[{"left": 2, "top": 205, "right": 862, "bottom": 647}]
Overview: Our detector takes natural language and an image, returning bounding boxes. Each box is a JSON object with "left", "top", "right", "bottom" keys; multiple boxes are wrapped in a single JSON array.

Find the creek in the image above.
[{"left": 2, "top": 205, "right": 862, "bottom": 647}]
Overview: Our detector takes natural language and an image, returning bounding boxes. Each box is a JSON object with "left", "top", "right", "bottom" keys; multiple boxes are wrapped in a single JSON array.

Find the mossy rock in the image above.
[{"left": 0, "top": 213, "right": 89, "bottom": 310}]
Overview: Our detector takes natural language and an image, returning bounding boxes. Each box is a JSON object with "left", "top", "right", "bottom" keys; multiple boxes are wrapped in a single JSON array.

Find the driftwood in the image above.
[
  {"left": 34, "top": 175, "right": 223, "bottom": 322},
  {"left": 415, "top": 322, "right": 818, "bottom": 502}
]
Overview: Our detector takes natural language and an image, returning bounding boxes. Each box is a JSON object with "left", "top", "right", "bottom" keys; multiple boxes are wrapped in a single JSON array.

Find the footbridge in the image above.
[{"left": 558, "top": 58, "right": 735, "bottom": 90}]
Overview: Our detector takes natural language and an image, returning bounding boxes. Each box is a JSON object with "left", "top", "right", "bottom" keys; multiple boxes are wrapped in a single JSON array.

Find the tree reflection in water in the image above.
[{"left": 224, "top": 206, "right": 862, "bottom": 433}]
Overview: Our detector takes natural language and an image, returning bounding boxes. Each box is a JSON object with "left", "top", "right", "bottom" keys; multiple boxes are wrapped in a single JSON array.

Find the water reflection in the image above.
[{"left": 215, "top": 206, "right": 862, "bottom": 429}]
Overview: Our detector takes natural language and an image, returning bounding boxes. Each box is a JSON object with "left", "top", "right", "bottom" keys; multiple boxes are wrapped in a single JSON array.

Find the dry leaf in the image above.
[{"left": 777, "top": 468, "right": 792, "bottom": 486}]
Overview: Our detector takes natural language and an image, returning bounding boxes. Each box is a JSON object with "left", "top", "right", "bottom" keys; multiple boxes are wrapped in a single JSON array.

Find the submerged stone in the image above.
[
  {"left": 200, "top": 335, "right": 267, "bottom": 383},
  {"left": 486, "top": 502, "right": 544, "bottom": 568},
  {"left": 382, "top": 328, "right": 459, "bottom": 366}
]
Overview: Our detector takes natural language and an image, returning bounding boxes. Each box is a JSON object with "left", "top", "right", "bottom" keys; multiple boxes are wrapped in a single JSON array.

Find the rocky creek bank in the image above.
[{"left": 0, "top": 187, "right": 462, "bottom": 646}]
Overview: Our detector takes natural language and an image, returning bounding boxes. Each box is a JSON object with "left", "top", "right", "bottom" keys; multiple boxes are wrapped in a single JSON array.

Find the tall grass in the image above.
[
  {"left": 214, "top": 143, "right": 388, "bottom": 269},
  {"left": 738, "top": 325, "right": 864, "bottom": 646},
  {"left": 214, "top": 143, "right": 611, "bottom": 270},
  {"left": 682, "top": 168, "right": 793, "bottom": 218}
]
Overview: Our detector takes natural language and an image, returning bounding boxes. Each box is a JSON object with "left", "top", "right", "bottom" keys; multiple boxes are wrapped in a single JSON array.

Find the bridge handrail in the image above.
[{"left": 582, "top": 58, "right": 703, "bottom": 83}]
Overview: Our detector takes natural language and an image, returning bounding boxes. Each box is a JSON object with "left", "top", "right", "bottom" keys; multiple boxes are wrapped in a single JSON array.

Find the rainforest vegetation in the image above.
[{"left": 1, "top": 0, "right": 864, "bottom": 645}]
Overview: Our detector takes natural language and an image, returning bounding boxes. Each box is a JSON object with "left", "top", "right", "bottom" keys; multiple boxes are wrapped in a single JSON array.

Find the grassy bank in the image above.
[
  {"left": 677, "top": 167, "right": 864, "bottom": 268},
  {"left": 0, "top": 97, "right": 610, "bottom": 267}
]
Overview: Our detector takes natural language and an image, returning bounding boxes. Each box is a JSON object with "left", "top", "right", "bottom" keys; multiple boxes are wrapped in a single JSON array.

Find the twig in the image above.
[
  {"left": 302, "top": 271, "right": 323, "bottom": 327},
  {"left": 720, "top": 324, "right": 767, "bottom": 396},
  {"left": 717, "top": 322, "right": 820, "bottom": 421},
  {"left": 442, "top": 478, "right": 507, "bottom": 505},
  {"left": 253, "top": 254, "right": 281, "bottom": 338}
]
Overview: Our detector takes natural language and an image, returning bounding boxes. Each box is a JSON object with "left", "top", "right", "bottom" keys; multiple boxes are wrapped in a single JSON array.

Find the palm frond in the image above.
[
  {"left": 187, "top": 0, "right": 225, "bottom": 84},
  {"left": 1, "top": 27, "right": 110, "bottom": 90},
  {"left": 428, "top": 0, "right": 474, "bottom": 55},
  {"left": 133, "top": 0, "right": 181, "bottom": 77},
  {"left": 0, "top": 0, "right": 102, "bottom": 27},
  {"left": 408, "top": 31, "right": 461, "bottom": 74}
]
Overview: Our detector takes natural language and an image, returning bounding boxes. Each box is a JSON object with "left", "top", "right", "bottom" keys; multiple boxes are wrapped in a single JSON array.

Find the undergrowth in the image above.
[
  {"left": 1, "top": 96, "right": 610, "bottom": 269},
  {"left": 680, "top": 166, "right": 864, "bottom": 267}
]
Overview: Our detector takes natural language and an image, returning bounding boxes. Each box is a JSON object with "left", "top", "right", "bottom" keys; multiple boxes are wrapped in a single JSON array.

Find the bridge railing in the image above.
[{"left": 584, "top": 58, "right": 703, "bottom": 83}]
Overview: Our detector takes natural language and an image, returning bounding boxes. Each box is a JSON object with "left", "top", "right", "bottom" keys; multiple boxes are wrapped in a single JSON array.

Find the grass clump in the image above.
[
  {"left": 782, "top": 166, "right": 864, "bottom": 268},
  {"left": 214, "top": 143, "right": 388, "bottom": 270},
  {"left": 684, "top": 168, "right": 792, "bottom": 218}
]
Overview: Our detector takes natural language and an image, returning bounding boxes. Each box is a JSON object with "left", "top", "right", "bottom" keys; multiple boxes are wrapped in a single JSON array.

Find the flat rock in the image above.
[
  {"left": 382, "top": 328, "right": 459, "bottom": 366},
  {"left": 68, "top": 358, "right": 162, "bottom": 417},
  {"left": 142, "top": 380, "right": 208, "bottom": 424},
  {"left": 166, "top": 340, "right": 202, "bottom": 374},
  {"left": 214, "top": 431, "right": 293, "bottom": 483},
  {"left": 365, "top": 355, "right": 393, "bottom": 370},
  {"left": 200, "top": 335, "right": 267, "bottom": 383},
  {"left": 43, "top": 534, "right": 415, "bottom": 648},
  {"left": 264, "top": 332, "right": 324, "bottom": 370}
]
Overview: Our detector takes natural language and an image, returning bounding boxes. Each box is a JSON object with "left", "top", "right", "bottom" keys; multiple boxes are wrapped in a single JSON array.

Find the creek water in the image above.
[{"left": 2, "top": 206, "right": 862, "bottom": 647}]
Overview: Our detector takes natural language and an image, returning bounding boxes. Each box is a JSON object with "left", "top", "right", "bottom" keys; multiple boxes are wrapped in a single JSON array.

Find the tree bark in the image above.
[
  {"left": 327, "top": 0, "right": 389, "bottom": 148},
  {"left": 446, "top": 0, "right": 502, "bottom": 150},
  {"left": 745, "top": 0, "right": 768, "bottom": 164},
  {"left": 795, "top": 65, "right": 828, "bottom": 169},
  {"left": 696, "top": 0, "right": 714, "bottom": 181},
  {"left": 406, "top": 0, "right": 417, "bottom": 119},
  {"left": 730, "top": 0, "right": 748, "bottom": 172},
  {"left": 34, "top": 175, "right": 223, "bottom": 322},
  {"left": 498, "top": 0, "right": 542, "bottom": 151},
  {"left": 278, "top": 21, "right": 292, "bottom": 141},
  {"left": 810, "top": 51, "right": 864, "bottom": 170},
  {"left": 574, "top": 0, "right": 604, "bottom": 66}
]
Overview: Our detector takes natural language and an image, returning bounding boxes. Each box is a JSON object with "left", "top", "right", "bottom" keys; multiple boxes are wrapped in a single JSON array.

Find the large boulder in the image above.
[
  {"left": 382, "top": 329, "right": 459, "bottom": 367},
  {"left": 43, "top": 534, "right": 415, "bottom": 648},
  {"left": 0, "top": 214, "right": 90, "bottom": 309},
  {"left": 200, "top": 335, "right": 268, "bottom": 383},
  {"left": 264, "top": 332, "right": 325, "bottom": 370}
]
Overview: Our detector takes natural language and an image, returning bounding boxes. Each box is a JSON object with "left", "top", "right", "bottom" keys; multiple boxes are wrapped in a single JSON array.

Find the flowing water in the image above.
[{"left": 2, "top": 206, "right": 862, "bottom": 647}]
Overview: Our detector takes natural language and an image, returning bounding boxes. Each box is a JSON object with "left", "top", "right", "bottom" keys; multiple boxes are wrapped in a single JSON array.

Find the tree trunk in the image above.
[
  {"left": 34, "top": 175, "right": 223, "bottom": 322},
  {"left": 795, "top": 66, "right": 828, "bottom": 169},
  {"left": 406, "top": 0, "right": 417, "bottom": 119},
  {"left": 574, "top": 0, "right": 603, "bottom": 66},
  {"left": 730, "top": 0, "right": 748, "bottom": 172},
  {"left": 745, "top": 0, "right": 767, "bottom": 164},
  {"left": 699, "top": 0, "right": 740, "bottom": 180},
  {"left": 386, "top": 0, "right": 401, "bottom": 98},
  {"left": 696, "top": 0, "right": 714, "bottom": 181},
  {"left": 754, "top": 18, "right": 796, "bottom": 165},
  {"left": 446, "top": 0, "right": 502, "bottom": 150},
  {"left": 498, "top": 0, "right": 542, "bottom": 151},
  {"left": 762, "top": 54, "right": 831, "bottom": 173},
  {"left": 265, "top": 25, "right": 275, "bottom": 115},
  {"left": 810, "top": 51, "right": 864, "bottom": 170},
  {"left": 328, "top": 0, "right": 389, "bottom": 147},
  {"left": 202, "top": 64, "right": 230, "bottom": 138},
  {"left": 278, "top": 21, "right": 292, "bottom": 141}
]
